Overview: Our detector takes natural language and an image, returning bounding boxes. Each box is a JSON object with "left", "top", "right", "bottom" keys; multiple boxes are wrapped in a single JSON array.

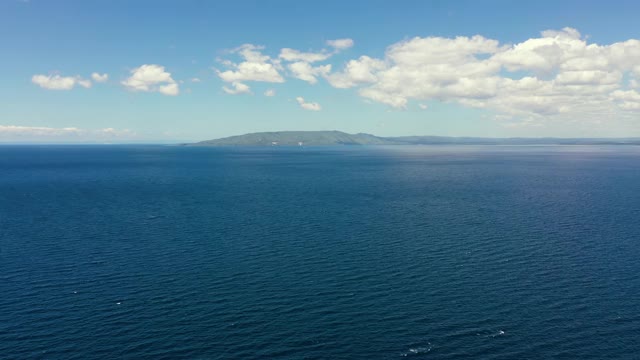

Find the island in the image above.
[{"left": 187, "top": 131, "right": 640, "bottom": 146}]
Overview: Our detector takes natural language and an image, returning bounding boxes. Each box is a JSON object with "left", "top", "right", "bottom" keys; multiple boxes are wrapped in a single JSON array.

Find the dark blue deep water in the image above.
[{"left": 2, "top": 145, "right": 640, "bottom": 359}]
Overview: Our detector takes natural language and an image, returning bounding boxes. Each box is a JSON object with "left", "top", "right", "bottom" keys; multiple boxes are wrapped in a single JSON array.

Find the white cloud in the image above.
[
  {"left": 276, "top": 40, "right": 354, "bottom": 85},
  {"left": 331, "top": 35, "right": 504, "bottom": 108},
  {"left": 191, "top": 77, "right": 201, "bottom": 83},
  {"left": 223, "top": 82, "right": 251, "bottom": 95},
  {"left": 418, "top": 104, "right": 428, "bottom": 110},
  {"left": 218, "top": 39, "right": 353, "bottom": 91},
  {"left": 122, "top": 64, "right": 179, "bottom": 95},
  {"left": 91, "top": 72, "right": 109, "bottom": 83},
  {"left": 295, "top": 96, "right": 321, "bottom": 111},
  {"left": 0, "top": 125, "right": 82, "bottom": 136},
  {"left": 158, "top": 83, "right": 180, "bottom": 96},
  {"left": 77, "top": 79, "right": 92, "bottom": 88},
  {"left": 217, "top": 44, "right": 284, "bottom": 84},
  {"left": 327, "top": 38, "right": 354, "bottom": 50},
  {"left": 279, "top": 38, "right": 353, "bottom": 64},
  {"left": 30, "top": 30, "right": 640, "bottom": 130},
  {"left": 32, "top": 74, "right": 92, "bottom": 90},
  {"left": 540, "top": 27, "right": 582, "bottom": 40},
  {"left": 324, "top": 28, "right": 640, "bottom": 123},
  {"left": 288, "top": 62, "right": 331, "bottom": 84},
  {"left": 325, "top": 56, "right": 385, "bottom": 88},
  {"left": 358, "top": 88, "right": 408, "bottom": 108},
  {"left": 0, "top": 125, "right": 136, "bottom": 142},
  {"left": 279, "top": 48, "right": 331, "bottom": 63},
  {"left": 555, "top": 70, "right": 621, "bottom": 85},
  {"left": 611, "top": 90, "right": 640, "bottom": 111}
]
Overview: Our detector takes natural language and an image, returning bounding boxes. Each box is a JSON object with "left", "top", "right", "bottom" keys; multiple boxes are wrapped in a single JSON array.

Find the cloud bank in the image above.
[
  {"left": 214, "top": 28, "right": 640, "bottom": 126},
  {"left": 0, "top": 125, "right": 136, "bottom": 142},
  {"left": 325, "top": 28, "right": 640, "bottom": 123}
]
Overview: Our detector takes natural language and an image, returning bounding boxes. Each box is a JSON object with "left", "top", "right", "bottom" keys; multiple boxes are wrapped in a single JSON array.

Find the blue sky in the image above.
[{"left": 1, "top": 0, "right": 640, "bottom": 142}]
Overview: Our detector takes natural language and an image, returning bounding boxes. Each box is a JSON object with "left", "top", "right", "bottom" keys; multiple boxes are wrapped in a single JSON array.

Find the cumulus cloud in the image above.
[
  {"left": 217, "top": 44, "right": 284, "bottom": 84},
  {"left": 0, "top": 125, "right": 136, "bottom": 142},
  {"left": 325, "top": 55, "right": 385, "bottom": 88},
  {"left": 191, "top": 77, "right": 201, "bottom": 83},
  {"left": 31, "top": 30, "right": 640, "bottom": 127},
  {"left": 264, "top": 89, "right": 276, "bottom": 97},
  {"left": 77, "top": 79, "right": 92, "bottom": 88},
  {"left": 295, "top": 96, "right": 321, "bottom": 111},
  {"left": 324, "top": 27, "right": 640, "bottom": 122},
  {"left": 327, "top": 38, "right": 354, "bottom": 50},
  {"left": 279, "top": 38, "right": 353, "bottom": 63},
  {"left": 611, "top": 90, "right": 640, "bottom": 110},
  {"left": 418, "top": 104, "right": 428, "bottom": 110},
  {"left": 288, "top": 62, "right": 331, "bottom": 84},
  {"left": 91, "top": 72, "right": 109, "bottom": 82},
  {"left": 223, "top": 81, "right": 251, "bottom": 95},
  {"left": 279, "top": 48, "right": 332, "bottom": 63},
  {"left": 158, "top": 83, "right": 179, "bottom": 96},
  {"left": 122, "top": 64, "right": 179, "bottom": 95},
  {"left": 32, "top": 74, "right": 92, "bottom": 90},
  {"left": 348, "top": 34, "right": 502, "bottom": 108},
  {"left": 218, "top": 39, "right": 354, "bottom": 90},
  {"left": 278, "top": 39, "right": 354, "bottom": 84}
]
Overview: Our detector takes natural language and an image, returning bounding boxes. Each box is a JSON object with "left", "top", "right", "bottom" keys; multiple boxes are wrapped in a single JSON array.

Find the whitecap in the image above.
[{"left": 401, "top": 344, "right": 432, "bottom": 357}]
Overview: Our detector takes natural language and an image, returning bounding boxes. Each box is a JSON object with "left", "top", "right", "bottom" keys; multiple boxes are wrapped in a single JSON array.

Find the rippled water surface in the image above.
[{"left": 2, "top": 145, "right": 640, "bottom": 359}]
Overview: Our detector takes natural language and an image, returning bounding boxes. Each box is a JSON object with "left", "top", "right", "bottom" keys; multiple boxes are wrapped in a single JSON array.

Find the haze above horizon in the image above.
[{"left": 2, "top": 0, "right": 640, "bottom": 143}]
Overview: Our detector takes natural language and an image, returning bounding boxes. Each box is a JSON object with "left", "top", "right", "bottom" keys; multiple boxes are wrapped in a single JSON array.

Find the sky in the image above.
[{"left": 1, "top": 0, "right": 640, "bottom": 143}]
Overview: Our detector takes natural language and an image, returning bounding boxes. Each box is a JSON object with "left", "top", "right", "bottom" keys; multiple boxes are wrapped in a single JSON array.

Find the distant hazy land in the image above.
[{"left": 188, "top": 131, "right": 640, "bottom": 146}]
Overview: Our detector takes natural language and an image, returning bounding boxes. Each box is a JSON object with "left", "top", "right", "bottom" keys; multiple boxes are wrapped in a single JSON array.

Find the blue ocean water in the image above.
[{"left": 1, "top": 145, "right": 640, "bottom": 359}]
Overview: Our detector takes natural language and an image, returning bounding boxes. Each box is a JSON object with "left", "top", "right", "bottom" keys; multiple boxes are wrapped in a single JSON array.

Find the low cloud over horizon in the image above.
[{"left": 0, "top": 125, "right": 137, "bottom": 142}]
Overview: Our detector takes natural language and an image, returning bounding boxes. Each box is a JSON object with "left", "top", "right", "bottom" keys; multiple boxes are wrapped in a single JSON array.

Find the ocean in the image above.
[{"left": 1, "top": 145, "right": 640, "bottom": 359}]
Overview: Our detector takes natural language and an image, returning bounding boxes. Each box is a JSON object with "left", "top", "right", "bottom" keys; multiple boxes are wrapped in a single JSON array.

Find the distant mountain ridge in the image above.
[
  {"left": 190, "top": 131, "right": 395, "bottom": 146},
  {"left": 189, "top": 131, "right": 640, "bottom": 146}
]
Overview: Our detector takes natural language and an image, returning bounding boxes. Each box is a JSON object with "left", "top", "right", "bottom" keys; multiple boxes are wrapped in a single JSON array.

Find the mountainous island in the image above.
[{"left": 189, "top": 131, "right": 640, "bottom": 146}]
